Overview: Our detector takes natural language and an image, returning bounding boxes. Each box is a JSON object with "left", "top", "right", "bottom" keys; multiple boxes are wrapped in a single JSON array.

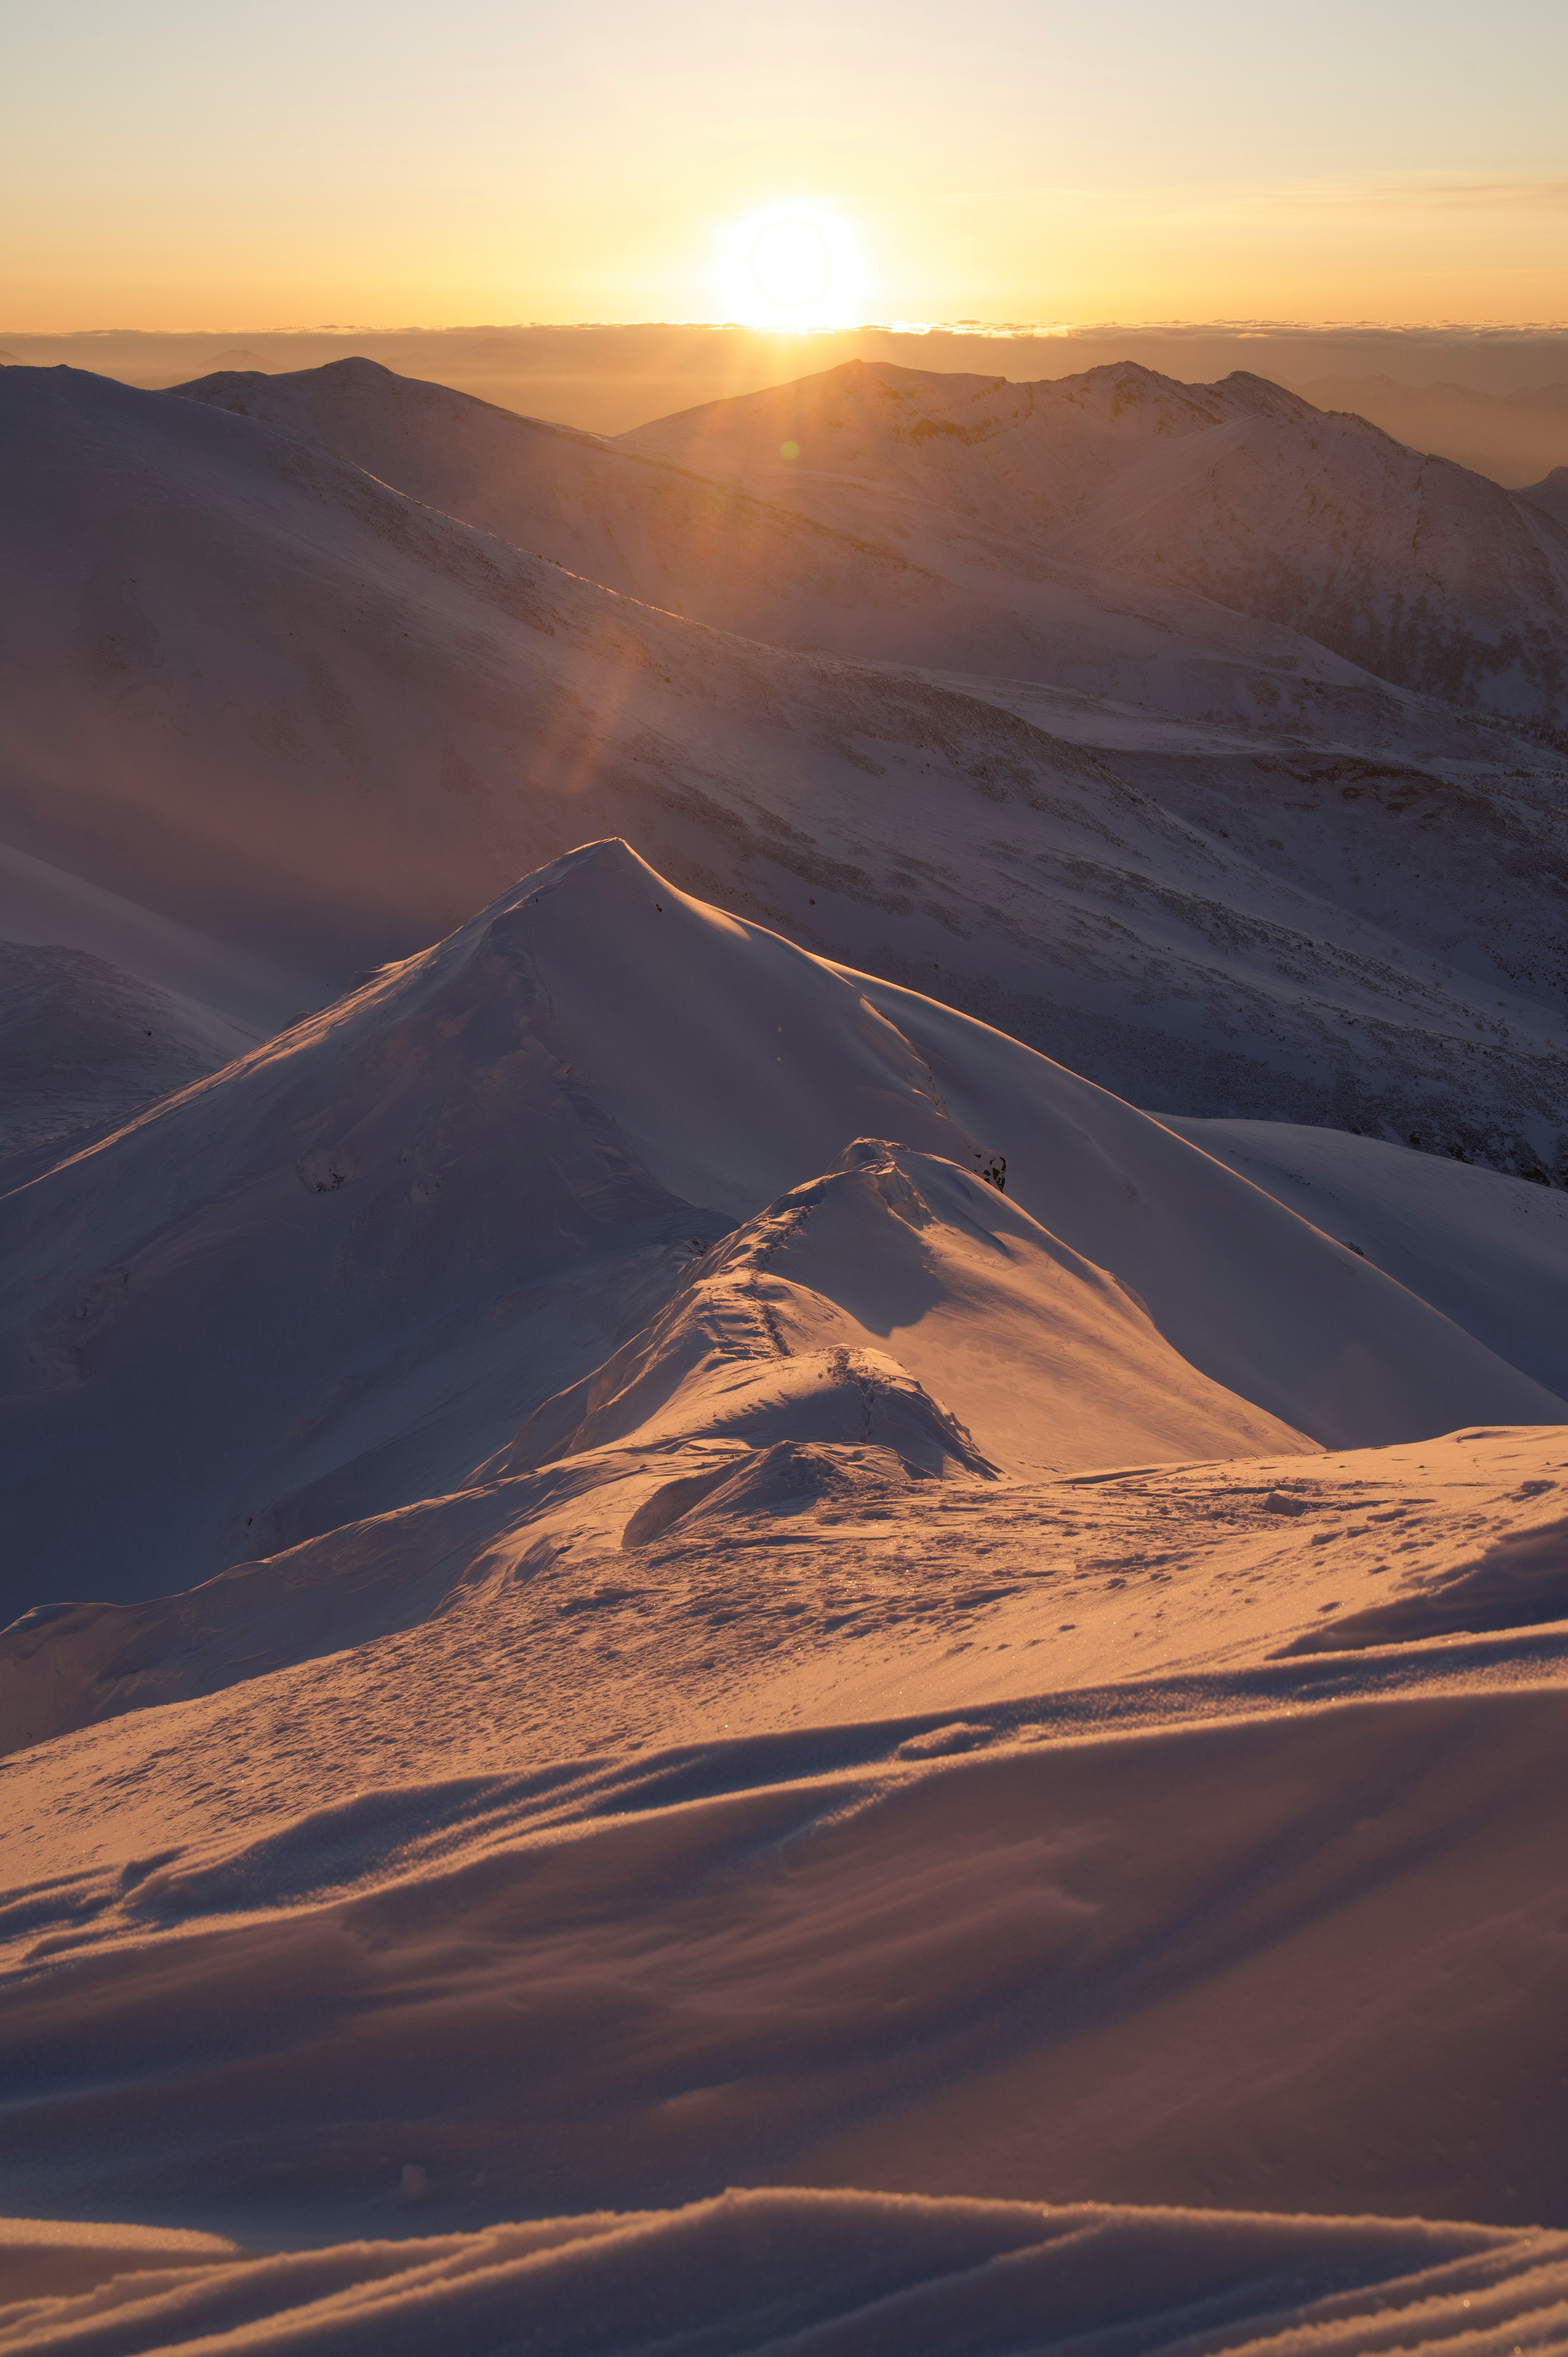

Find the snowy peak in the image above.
[
  {"left": 7, "top": 837, "right": 1560, "bottom": 1618},
  {"left": 625, "top": 354, "right": 1568, "bottom": 724},
  {"left": 493, "top": 1133, "right": 1313, "bottom": 1482}
]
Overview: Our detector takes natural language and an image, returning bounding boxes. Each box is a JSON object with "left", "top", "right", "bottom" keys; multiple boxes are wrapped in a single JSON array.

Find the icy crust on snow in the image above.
[
  {"left": 2, "top": 843, "right": 1558, "bottom": 1632},
  {"left": 1, "top": 2193, "right": 1561, "bottom": 2357}
]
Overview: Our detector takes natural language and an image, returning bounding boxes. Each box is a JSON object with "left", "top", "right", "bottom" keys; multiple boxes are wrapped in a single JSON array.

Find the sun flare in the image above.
[{"left": 715, "top": 203, "right": 868, "bottom": 331}]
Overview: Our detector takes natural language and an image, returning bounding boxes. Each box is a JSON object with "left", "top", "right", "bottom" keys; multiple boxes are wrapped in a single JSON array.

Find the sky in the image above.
[{"left": 4, "top": 0, "right": 1567, "bottom": 332}]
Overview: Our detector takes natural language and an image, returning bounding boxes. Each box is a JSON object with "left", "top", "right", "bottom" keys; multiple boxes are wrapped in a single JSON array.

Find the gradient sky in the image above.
[{"left": 5, "top": 0, "right": 1567, "bottom": 330}]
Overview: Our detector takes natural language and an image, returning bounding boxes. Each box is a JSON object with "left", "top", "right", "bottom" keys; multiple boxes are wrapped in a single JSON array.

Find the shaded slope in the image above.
[
  {"left": 168, "top": 355, "right": 1409, "bottom": 732},
  {"left": 0, "top": 943, "right": 254, "bottom": 1159},
  {"left": 7, "top": 1668, "right": 1568, "bottom": 2237},
  {"left": 1517, "top": 464, "right": 1568, "bottom": 532},
  {"left": 7, "top": 364, "right": 1568, "bottom": 1168},
  {"left": 842, "top": 964, "right": 1565, "bottom": 1446},
  {"left": 1, "top": 843, "right": 1557, "bottom": 1620}
]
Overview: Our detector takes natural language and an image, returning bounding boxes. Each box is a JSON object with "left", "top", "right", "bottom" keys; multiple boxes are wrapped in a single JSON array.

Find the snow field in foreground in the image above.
[{"left": 3, "top": 2191, "right": 1565, "bottom": 2356}]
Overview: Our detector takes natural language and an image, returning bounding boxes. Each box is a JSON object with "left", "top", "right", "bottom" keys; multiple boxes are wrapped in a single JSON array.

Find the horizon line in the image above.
[{"left": 7, "top": 317, "right": 1568, "bottom": 342}]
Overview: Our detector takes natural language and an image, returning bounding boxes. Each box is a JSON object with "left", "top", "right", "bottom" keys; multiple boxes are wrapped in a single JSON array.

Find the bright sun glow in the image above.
[{"left": 715, "top": 204, "right": 868, "bottom": 331}]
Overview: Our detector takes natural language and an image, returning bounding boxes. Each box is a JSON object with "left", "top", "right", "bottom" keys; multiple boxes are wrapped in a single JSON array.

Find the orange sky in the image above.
[{"left": 4, "top": 0, "right": 1567, "bottom": 331}]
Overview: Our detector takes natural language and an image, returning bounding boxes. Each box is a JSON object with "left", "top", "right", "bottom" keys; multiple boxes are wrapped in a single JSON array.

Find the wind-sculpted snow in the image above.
[
  {"left": 483, "top": 1137, "right": 1306, "bottom": 1483},
  {"left": 8, "top": 366, "right": 1568, "bottom": 2354},
  {"left": 1277, "top": 1512, "right": 1568, "bottom": 1655},
  {"left": 7, "top": 1521, "right": 1568, "bottom": 2237},
  {"left": 2, "top": 843, "right": 1557, "bottom": 1627},
  {"left": 3, "top": 2194, "right": 1563, "bottom": 2355}
]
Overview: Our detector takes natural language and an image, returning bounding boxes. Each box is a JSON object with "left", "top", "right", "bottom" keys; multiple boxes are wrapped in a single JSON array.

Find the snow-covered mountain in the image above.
[
  {"left": 6, "top": 362, "right": 1568, "bottom": 1177},
  {"left": 3, "top": 842, "right": 1557, "bottom": 1639},
  {"left": 0, "top": 941, "right": 254, "bottom": 1160},
  {"left": 7, "top": 350, "right": 1568, "bottom": 2355},
  {"left": 626, "top": 358, "right": 1568, "bottom": 727},
  {"left": 1517, "top": 464, "right": 1568, "bottom": 533}
]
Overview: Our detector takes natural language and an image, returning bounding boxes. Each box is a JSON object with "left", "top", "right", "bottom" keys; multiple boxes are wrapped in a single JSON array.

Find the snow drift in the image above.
[
  {"left": 4, "top": 2191, "right": 1562, "bottom": 2355},
  {"left": 3, "top": 840, "right": 1558, "bottom": 1626}
]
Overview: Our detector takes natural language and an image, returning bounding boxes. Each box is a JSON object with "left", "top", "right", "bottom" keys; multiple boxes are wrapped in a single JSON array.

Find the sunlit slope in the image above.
[
  {"left": 6, "top": 364, "right": 1568, "bottom": 1166},
  {"left": 6, "top": 2196, "right": 1563, "bottom": 2357},
  {"left": 1, "top": 842, "right": 1555, "bottom": 1619},
  {"left": 627, "top": 357, "right": 1568, "bottom": 725},
  {"left": 170, "top": 355, "right": 1401, "bottom": 729},
  {"left": 7, "top": 1619, "right": 1568, "bottom": 2239},
  {"left": 1166, "top": 1115, "right": 1568, "bottom": 1397}
]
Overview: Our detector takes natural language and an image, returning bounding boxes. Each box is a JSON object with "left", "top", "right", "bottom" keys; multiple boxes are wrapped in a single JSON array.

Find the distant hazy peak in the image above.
[{"left": 1515, "top": 465, "right": 1568, "bottom": 530}]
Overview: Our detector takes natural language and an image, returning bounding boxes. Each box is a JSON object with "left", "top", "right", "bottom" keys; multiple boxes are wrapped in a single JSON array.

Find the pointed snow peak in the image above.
[
  {"left": 476, "top": 838, "right": 693, "bottom": 947},
  {"left": 1211, "top": 370, "right": 1319, "bottom": 421},
  {"left": 457, "top": 845, "right": 969, "bottom": 1221}
]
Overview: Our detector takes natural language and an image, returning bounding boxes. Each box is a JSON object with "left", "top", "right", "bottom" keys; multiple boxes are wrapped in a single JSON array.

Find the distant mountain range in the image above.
[
  {"left": 1, "top": 354, "right": 1566, "bottom": 1186},
  {"left": 1298, "top": 373, "right": 1568, "bottom": 490}
]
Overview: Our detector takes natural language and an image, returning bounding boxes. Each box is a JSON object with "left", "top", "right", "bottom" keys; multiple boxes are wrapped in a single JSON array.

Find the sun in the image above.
[{"left": 716, "top": 203, "right": 868, "bottom": 331}]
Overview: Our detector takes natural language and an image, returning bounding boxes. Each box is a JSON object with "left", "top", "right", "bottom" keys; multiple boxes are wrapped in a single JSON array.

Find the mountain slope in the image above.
[
  {"left": 169, "top": 356, "right": 1423, "bottom": 737},
  {"left": 7, "top": 363, "right": 1568, "bottom": 1172},
  {"left": 2, "top": 842, "right": 1556, "bottom": 1621},
  {"left": 626, "top": 357, "right": 1568, "bottom": 726},
  {"left": 6, "top": 1422, "right": 1568, "bottom": 2265},
  {"left": 0, "top": 942, "right": 254, "bottom": 1159},
  {"left": 1165, "top": 1116, "right": 1568, "bottom": 1397},
  {"left": 1517, "top": 464, "right": 1568, "bottom": 532}
]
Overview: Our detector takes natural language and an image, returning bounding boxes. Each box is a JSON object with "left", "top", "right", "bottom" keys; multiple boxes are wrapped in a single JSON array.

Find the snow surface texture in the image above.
[
  {"left": 6, "top": 358, "right": 1568, "bottom": 1171},
  {"left": 4, "top": 848, "right": 1568, "bottom": 2353},
  {"left": 0, "top": 942, "right": 254, "bottom": 1161},
  {"left": 1166, "top": 1117, "right": 1568, "bottom": 1397},
  {"left": 5, "top": 843, "right": 1559, "bottom": 1630},
  {"left": 6, "top": 1423, "right": 1568, "bottom": 2352},
  {"left": 7, "top": 350, "right": 1568, "bottom": 2350},
  {"left": 3, "top": 2198, "right": 1566, "bottom": 2354}
]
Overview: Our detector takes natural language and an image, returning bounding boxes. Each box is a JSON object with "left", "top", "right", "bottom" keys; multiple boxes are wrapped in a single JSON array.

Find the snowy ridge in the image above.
[
  {"left": 7, "top": 362, "right": 1568, "bottom": 1169},
  {"left": 626, "top": 357, "right": 1568, "bottom": 726},
  {"left": 9, "top": 354, "right": 1568, "bottom": 2355},
  {"left": 4, "top": 2192, "right": 1564, "bottom": 2355},
  {"left": 4, "top": 841, "right": 1556, "bottom": 1631}
]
